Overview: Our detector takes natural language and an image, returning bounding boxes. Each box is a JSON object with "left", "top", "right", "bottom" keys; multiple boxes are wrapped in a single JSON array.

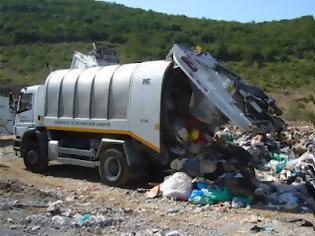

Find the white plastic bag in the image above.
[{"left": 160, "top": 172, "right": 192, "bottom": 200}]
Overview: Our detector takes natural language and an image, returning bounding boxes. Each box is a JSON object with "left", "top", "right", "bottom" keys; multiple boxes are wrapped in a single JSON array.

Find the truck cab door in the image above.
[{"left": 15, "top": 92, "right": 34, "bottom": 138}]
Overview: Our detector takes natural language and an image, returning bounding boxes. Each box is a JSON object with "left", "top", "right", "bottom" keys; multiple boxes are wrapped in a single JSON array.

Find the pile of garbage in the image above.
[{"left": 152, "top": 123, "right": 315, "bottom": 211}]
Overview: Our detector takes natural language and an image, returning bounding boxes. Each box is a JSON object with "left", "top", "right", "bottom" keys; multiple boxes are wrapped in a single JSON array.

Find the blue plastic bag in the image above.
[{"left": 189, "top": 187, "right": 233, "bottom": 205}]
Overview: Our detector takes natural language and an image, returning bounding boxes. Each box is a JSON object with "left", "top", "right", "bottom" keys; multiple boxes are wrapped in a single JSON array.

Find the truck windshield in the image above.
[{"left": 18, "top": 93, "right": 32, "bottom": 112}]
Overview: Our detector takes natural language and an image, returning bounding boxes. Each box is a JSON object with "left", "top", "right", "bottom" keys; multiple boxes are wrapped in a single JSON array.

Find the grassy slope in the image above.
[{"left": 0, "top": 0, "right": 314, "bottom": 121}]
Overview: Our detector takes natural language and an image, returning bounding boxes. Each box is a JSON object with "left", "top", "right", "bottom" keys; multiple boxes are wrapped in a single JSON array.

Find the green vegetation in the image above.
[
  {"left": 285, "top": 105, "right": 315, "bottom": 124},
  {"left": 0, "top": 0, "right": 314, "bottom": 120}
]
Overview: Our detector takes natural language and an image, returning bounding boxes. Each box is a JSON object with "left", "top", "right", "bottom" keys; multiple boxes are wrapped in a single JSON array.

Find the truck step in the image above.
[
  {"left": 58, "top": 147, "right": 95, "bottom": 157},
  {"left": 57, "top": 156, "right": 99, "bottom": 168}
]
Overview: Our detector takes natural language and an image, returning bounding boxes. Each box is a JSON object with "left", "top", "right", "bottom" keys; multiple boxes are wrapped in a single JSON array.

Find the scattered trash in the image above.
[
  {"left": 76, "top": 213, "right": 90, "bottom": 225},
  {"left": 241, "top": 215, "right": 261, "bottom": 224},
  {"left": 278, "top": 192, "right": 299, "bottom": 209},
  {"left": 301, "top": 206, "right": 309, "bottom": 211},
  {"left": 31, "top": 225, "right": 41, "bottom": 231},
  {"left": 135, "top": 121, "right": 315, "bottom": 217},
  {"left": 10, "top": 225, "right": 17, "bottom": 229},
  {"left": 25, "top": 214, "right": 48, "bottom": 225},
  {"left": 283, "top": 218, "right": 315, "bottom": 231},
  {"left": 160, "top": 172, "right": 192, "bottom": 200},
  {"left": 86, "top": 184, "right": 99, "bottom": 191},
  {"left": 152, "top": 122, "right": 315, "bottom": 213},
  {"left": 89, "top": 214, "right": 118, "bottom": 227},
  {"left": 231, "top": 197, "right": 246, "bottom": 208},
  {"left": 165, "top": 230, "right": 185, "bottom": 236},
  {"left": 189, "top": 186, "right": 233, "bottom": 205},
  {"left": 167, "top": 208, "right": 179, "bottom": 214},
  {"left": 122, "top": 207, "right": 133, "bottom": 214},
  {"left": 62, "top": 208, "right": 72, "bottom": 217},
  {"left": 47, "top": 200, "right": 63, "bottom": 215},
  {"left": 65, "top": 196, "right": 75, "bottom": 202},
  {"left": 145, "top": 185, "right": 160, "bottom": 199},
  {"left": 52, "top": 215, "right": 66, "bottom": 226},
  {"left": 250, "top": 225, "right": 274, "bottom": 233},
  {"left": 136, "top": 188, "right": 149, "bottom": 193},
  {"left": 39, "top": 188, "right": 64, "bottom": 199},
  {"left": 0, "top": 200, "right": 24, "bottom": 210},
  {"left": 74, "top": 213, "right": 119, "bottom": 228}
]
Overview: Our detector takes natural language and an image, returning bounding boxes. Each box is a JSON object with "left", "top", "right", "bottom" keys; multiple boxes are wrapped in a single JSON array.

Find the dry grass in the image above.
[{"left": 270, "top": 88, "right": 315, "bottom": 123}]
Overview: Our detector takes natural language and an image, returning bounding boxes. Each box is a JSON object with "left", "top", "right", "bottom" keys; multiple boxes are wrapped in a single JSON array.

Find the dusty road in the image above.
[{"left": 0, "top": 148, "right": 315, "bottom": 236}]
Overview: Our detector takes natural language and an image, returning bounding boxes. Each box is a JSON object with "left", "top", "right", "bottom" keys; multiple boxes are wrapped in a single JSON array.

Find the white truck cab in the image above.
[{"left": 13, "top": 86, "right": 45, "bottom": 150}]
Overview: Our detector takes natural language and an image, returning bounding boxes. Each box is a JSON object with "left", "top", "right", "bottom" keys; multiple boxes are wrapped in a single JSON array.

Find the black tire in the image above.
[
  {"left": 99, "top": 147, "right": 132, "bottom": 187},
  {"left": 23, "top": 141, "right": 48, "bottom": 173}
]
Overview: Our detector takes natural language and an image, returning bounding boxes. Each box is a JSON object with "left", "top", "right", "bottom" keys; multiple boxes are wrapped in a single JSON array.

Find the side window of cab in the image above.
[{"left": 18, "top": 93, "right": 33, "bottom": 112}]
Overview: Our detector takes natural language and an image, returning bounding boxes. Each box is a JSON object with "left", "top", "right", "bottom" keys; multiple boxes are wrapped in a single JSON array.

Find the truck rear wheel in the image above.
[
  {"left": 99, "top": 147, "right": 132, "bottom": 187},
  {"left": 23, "top": 141, "right": 48, "bottom": 173}
]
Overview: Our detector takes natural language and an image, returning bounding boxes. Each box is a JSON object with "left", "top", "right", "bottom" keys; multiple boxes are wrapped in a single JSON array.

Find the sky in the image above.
[{"left": 101, "top": 0, "right": 315, "bottom": 23}]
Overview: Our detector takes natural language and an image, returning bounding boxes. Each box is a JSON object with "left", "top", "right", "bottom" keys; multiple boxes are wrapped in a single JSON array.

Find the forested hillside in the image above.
[{"left": 0, "top": 0, "right": 314, "bottom": 120}]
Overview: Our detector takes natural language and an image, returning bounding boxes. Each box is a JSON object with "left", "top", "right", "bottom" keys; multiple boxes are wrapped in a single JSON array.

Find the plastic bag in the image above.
[
  {"left": 189, "top": 189, "right": 212, "bottom": 205},
  {"left": 275, "top": 159, "right": 286, "bottom": 173},
  {"left": 209, "top": 186, "right": 233, "bottom": 202},
  {"left": 272, "top": 153, "right": 285, "bottom": 161},
  {"left": 189, "top": 186, "right": 233, "bottom": 205},
  {"left": 160, "top": 172, "right": 192, "bottom": 200}
]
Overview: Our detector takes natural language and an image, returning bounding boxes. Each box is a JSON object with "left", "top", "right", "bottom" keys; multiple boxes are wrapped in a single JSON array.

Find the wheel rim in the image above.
[
  {"left": 103, "top": 156, "right": 121, "bottom": 182},
  {"left": 27, "top": 150, "right": 38, "bottom": 165}
]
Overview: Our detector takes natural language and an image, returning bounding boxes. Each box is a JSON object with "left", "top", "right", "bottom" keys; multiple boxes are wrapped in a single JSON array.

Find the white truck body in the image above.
[{"left": 43, "top": 60, "right": 169, "bottom": 153}]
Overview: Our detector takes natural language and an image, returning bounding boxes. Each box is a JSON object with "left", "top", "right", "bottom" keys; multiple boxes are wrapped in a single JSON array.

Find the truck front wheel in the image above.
[
  {"left": 99, "top": 147, "right": 132, "bottom": 187},
  {"left": 23, "top": 141, "right": 48, "bottom": 173}
]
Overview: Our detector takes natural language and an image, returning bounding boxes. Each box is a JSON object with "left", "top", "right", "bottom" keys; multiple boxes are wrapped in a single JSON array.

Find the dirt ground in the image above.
[{"left": 0, "top": 146, "right": 315, "bottom": 236}]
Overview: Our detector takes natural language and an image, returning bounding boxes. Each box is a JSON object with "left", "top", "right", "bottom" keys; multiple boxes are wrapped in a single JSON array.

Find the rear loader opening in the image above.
[
  {"left": 160, "top": 67, "right": 228, "bottom": 164},
  {"left": 161, "top": 67, "right": 192, "bottom": 149}
]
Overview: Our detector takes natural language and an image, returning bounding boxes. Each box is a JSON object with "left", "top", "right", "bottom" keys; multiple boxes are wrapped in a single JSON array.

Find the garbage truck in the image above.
[{"left": 10, "top": 44, "right": 285, "bottom": 186}]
